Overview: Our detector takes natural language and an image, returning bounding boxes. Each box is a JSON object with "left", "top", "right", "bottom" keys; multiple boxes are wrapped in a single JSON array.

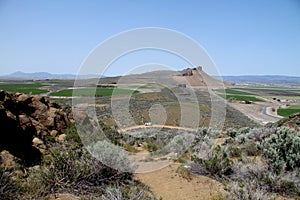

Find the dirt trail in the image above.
[
  {"left": 135, "top": 163, "right": 224, "bottom": 200},
  {"left": 118, "top": 125, "right": 196, "bottom": 133}
]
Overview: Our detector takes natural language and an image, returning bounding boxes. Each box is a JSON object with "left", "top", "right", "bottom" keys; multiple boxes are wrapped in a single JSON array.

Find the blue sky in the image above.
[{"left": 0, "top": 0, "right": 299, "bottom": 76}]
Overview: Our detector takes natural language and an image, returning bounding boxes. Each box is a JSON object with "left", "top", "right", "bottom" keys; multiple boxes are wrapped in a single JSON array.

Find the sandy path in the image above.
[
  {"left": 118, "top": 125, "right": 196, "bottom": 133},
  {"left": 135, "top": 163, "right": 224, "bottom": 200}
]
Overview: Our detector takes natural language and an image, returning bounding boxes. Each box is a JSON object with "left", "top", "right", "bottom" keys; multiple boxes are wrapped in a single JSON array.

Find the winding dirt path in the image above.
[{"left": 118, "top": 125, "right": 196, "bottom": 133}]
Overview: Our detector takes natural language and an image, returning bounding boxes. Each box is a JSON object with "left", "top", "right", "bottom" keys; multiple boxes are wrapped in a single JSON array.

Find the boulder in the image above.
[{"left": 0, "top": 90, "right": 72, "bottom": 165}]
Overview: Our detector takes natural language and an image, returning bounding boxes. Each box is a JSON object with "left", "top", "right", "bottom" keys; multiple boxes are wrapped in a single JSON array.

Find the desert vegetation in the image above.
[
  {"left": 0, "top": 124, "right": 156, "bottom": 199},
  {"left": 189, "top": 126, "right": 300, "bottom": 199}
]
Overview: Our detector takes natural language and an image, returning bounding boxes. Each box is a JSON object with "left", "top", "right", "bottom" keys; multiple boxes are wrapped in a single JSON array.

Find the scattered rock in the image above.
[
  {"left": 58, "top": 134, "right": 66, "bottom": 142},
  {"left": 32, "top": 137, "right": 44, "bottom": 145},
  {"left": 50, "top": 130, "right": 58, "bottom": 137},
  {"left": 0, "top": 150, "right": 19, "bottom": 170}
]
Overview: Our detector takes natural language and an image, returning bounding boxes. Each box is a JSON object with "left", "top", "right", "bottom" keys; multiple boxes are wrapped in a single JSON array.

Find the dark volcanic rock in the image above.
[
  {"left": 0, "top": 90, "right": 72, "bottom": 165},
  {"left": 181, "top": 68, "right": 193, "bottom": 76}
]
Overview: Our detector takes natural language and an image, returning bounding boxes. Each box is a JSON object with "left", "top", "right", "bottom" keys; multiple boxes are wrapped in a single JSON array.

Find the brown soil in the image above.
[{"left": 135, "top": 163, "right": 225, "bottom": 200}]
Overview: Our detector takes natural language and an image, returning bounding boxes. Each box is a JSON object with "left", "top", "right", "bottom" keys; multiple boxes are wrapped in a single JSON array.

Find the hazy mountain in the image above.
[
  {"left": 219, "top": 75, "right": 300, "bottom": 86},
  {"left": 0, "top": 71, "right": 100, "bottom": 80}
]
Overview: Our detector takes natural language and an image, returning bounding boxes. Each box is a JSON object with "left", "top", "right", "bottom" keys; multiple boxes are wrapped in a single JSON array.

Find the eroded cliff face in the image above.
[{"left": 0, "top": 90, "right": 72, "bottom": 165}]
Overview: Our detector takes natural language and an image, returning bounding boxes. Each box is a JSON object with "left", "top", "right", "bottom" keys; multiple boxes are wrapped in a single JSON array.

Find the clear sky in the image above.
[{"left": 0, "top": 0, "right": 299, "bottom": 76}]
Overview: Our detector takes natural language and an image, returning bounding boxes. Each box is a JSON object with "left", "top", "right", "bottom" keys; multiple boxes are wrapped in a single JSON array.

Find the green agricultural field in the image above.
[
  {"left": 234, "top": 87, "right": 288, "bottom": 91},
  {"left": 0, "top": 83, "right": 48, "bottom": 94},
  {"left": 233, "top": 87, "right": 299, "bottom": 97},
  {"left": 139, "top": 83, "right": 164, "bottom": 89},
  {"left": 277, "top": 107, "right": 300, "bottom": 117},
  {"left": 50, "top": 88, "right": 138, "bottom": 97},
  {"left": 223, "top": 88, "right": 255, "bottom": 95},
  {"left": 220, "top": 94, "right": 264, "bottom": 102},
  {"left": 289, "top": 105, "right": 300, "bottom": 109}
]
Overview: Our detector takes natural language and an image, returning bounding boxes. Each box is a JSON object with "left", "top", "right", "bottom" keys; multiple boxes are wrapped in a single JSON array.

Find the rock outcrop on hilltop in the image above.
[
  {"left": 173, "top": 66, "right": 232, "bottom": 87},
  {"left": 180, "top": 67, "right": 202, "bottom": 77},
  {"left": 0, "top": 90, "right": 72, "bottom": 165}
]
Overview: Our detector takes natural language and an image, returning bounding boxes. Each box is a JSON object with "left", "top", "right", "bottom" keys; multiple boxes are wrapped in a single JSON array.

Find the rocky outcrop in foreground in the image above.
[
  {"left": 272, "top": 112, "right": 300, "bottom": 131},
  {"left": 0, "top": 90, "right": 72, "bottom": 165}
]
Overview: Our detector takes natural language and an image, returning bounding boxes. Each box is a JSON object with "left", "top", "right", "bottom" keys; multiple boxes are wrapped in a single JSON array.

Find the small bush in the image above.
[
  {"left": 237, "top": 127, "right": 250, "bottom": 135},
  {"left": 101, "top": 182, "right": 156, "bottom": 200},
  {"left": 124, "top": 144, "right": 138, "bottom": 153},
  {"left": 191, "top": 145, "right": 233, "bottom": 179},
  {"left": 32, "top": 143, "right": 130, "bottom": 197},
  {"left": 0, "top": 162, "right": 20, "bottom": 199},
  {"left": 260, "top": 127, "right": 300, "bottom": 173},
  {"left": 176, "top": 165, "right": 192, "bottom": 181},
  {"left": 226, "top": 181, "right": 271, "bottom": 200},
  {"left": 65, "top": 123, "right": 83, "bottom": 147},
  {"left": 246, "top": 127, "right": 276, "bottom": 142},
  {"left": 230, "top": 161, "right": 300, "bottom": 197},
  {"left": 146, "top": 142, "right": 159, "bottom": 152},
  {"left": 227, "top": 128, "right": 237, "bottom": 138},
  {"left": 242, "top": 141, "right": 260, "bottom": 156},
  {"left": 227, "top": 145, "right": 242, "bottom": 158}
]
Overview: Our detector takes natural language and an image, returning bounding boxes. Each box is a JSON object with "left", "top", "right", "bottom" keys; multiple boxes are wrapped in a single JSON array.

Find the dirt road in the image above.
[
  {"left": 118, "top": 125, "right": 196, "bottom": 133},
  {"left": 227, "top": 101, "right": 282, "bottom": 125}
]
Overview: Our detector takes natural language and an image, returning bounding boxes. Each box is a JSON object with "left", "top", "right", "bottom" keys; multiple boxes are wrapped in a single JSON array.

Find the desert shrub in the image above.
[
  {"left": 235, "top": 134, "right": 247, "bottom": 144},
  {"left": 101, "top": 183, "right": 156, "bottom": 200},
  {"left": 224, "top": 137, "right": 235, "bottom": 144},
  {"left": 227, "top": 145, "right": 242, "bottom": 158},
  {"left": 195, "top": 128, "right": 222, "bottom": 140},
  {"left": 246, "top": 127, "right": 276, "bottom": 142},
  {"left": 32, "top": 144, "right": 130, "bottom": 197},
  {"left": 146, "top": 141, "right": 159, "bottom": 152},
  {"left": 177, "top": 152, "right": 191, "bottom": 163},
  {"left": 195, "top": 128, "right": 209, "bottom": 138},
  {"left": 224, "top": 127, "right": 250, "bottom": 145},
  {"left": 191, "top": 135, "right": 213, "bottom": 158},
  {"left": 225, "top": 181, "right": 271, "bottom": 200},
  {"left": 65, "top": 123, "right": 83, "bottom": 147},
  {"left": 230, "top": 161, "right": 300, "bottom": 197},
  {"left": 124, "top": 144, "right": 138, "bottom": 153},
  {"left": 191, "top": 145, "right": 233, "bottom": 179},
  {"left": 88, "top": 140, "right": 135, "bottom": 173},
  {"left": 281, "top": 169, "right": 300, "bottom": 193},
  {"left": 158, "top": 134, "right": 194, "bottom": 157},
  {"left": 208, "top": 128, "right": 222, "bottom": 139},
  {"left": 242, "top": 141, "right": 260, "bottom": 156},
  {"left": 237, "top": 127, "right": 250, "bottom": 135},
  {"left": 0, "top": 160, "right": 20, "bottom": 199},
  {"left": 260, "top": 127, "right": 300, "bottom": 173},
  {"left": 227, "top": 128, "right": 237, "bottom": 138},
  {"left": 176, "top": 165, "right": 192, "bottom": 181}
]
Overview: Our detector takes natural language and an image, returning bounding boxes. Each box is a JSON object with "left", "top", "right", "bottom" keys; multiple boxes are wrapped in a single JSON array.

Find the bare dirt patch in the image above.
[{"left": 135, "top": 163, "right": 224, "bottom": 200}]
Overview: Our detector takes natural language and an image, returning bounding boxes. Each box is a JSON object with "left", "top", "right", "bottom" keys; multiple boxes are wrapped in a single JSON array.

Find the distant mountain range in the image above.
[
  {"left": 219, "top": 75, "right": 300, "bottom": 86},
  {"left": 0, "top": 71, "right": 100, "bottom": 80},
  {"left": 1, "top": 71, "right": 300, "bottom": 86}
]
